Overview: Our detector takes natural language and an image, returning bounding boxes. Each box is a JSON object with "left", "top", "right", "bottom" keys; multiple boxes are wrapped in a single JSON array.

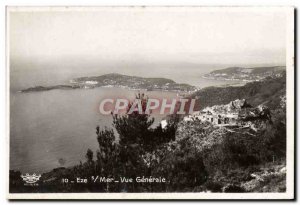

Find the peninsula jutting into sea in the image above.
[
  {"left": 20, "top": 73, "right": 197, "bottom": 93},
  {"left": 20, "top": 66, "right": 286, "bottom": 93}
]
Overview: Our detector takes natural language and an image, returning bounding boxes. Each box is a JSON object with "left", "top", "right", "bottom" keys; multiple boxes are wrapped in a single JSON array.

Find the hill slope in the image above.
[{"left": 191, "top": 72, "right": 286, "bottom": 110}]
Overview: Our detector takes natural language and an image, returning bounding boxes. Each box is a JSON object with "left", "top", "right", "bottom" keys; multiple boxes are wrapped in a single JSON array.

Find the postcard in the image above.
[{"left": 7, "top": 6, "right": 294, "bottom": 200}]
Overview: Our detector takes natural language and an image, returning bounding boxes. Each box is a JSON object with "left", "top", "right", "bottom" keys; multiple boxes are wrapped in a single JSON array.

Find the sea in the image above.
[{"left": 10, "top": 65, "right": 243, "bottom": 173}]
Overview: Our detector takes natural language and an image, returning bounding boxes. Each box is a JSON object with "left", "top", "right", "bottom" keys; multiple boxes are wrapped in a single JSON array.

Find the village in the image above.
[{"left": 171, "top": 99, "right": 272, "bottom": 131}]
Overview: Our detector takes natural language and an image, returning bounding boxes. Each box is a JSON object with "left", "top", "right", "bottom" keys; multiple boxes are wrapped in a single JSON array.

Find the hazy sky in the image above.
[{"left": 9, "top": 7, "right": 288, "bottom": 72}]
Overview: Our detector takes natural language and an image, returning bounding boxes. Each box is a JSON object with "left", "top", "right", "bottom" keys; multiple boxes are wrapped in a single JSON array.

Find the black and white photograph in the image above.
[{"left": 7, "top": 6, "right": 294, "bottom": 200}]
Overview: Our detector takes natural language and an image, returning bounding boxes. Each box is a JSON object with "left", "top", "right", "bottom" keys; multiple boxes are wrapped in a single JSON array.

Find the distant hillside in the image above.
[
  {"left": 203, "top": 66, "right": 285, "bottom": 81},
  {"left": 191, "top": 72, "right": 286, "bottom": 110}
]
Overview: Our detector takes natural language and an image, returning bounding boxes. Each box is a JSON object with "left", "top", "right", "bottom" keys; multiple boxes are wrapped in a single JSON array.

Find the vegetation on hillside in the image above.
[{"left": 192, "top": 73, "right": 286, "bottom": 110}]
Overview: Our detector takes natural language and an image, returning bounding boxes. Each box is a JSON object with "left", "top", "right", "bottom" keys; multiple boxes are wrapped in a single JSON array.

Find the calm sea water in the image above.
[{"left": 10, "top": 66, "right": 238, "bottom": 173}]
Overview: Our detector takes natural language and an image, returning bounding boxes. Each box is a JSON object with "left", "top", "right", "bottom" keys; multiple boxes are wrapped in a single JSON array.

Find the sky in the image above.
[{"left": 9, "top": 7, "right": 288, "bottom": 76}]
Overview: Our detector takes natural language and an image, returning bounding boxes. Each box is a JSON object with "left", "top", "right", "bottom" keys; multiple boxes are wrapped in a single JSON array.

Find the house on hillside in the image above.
[
  {"left": 182, "top": 99, "right": 261, "bottom": 127},
  {"left": 185, "top": 109, "right": 239, "bottom": 126}
]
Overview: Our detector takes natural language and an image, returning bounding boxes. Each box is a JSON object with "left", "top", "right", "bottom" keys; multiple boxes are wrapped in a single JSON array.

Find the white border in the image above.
[{"left": 5, "top": 6, "right": 295, "bottom": 200}]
